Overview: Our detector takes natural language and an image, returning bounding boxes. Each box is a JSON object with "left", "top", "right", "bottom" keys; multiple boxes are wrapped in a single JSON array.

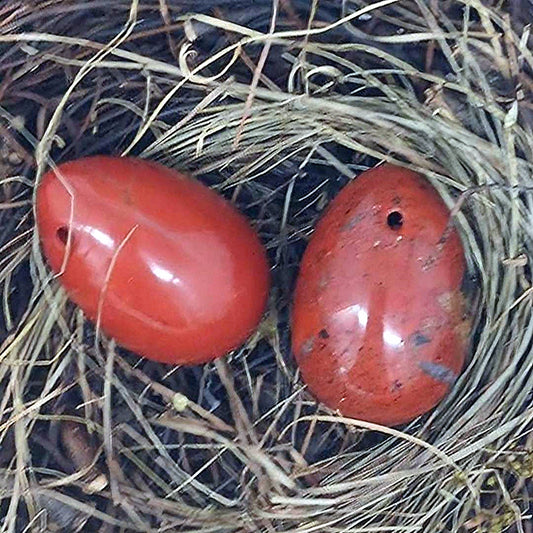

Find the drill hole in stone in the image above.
[
  {"left": 387, "top": 211, "right": 403, "bottom": 230},
  {"left": 56, "top": 226, "right": 71, "bottom": 245}
]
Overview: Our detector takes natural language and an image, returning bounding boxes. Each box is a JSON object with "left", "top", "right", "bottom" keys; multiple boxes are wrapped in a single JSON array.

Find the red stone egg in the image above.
[
  {"left": 291, "top": 164, "right": 469, "bottom": 426},
  {"left": 36, "top": 156, "right": 270, "bottom": 365}
]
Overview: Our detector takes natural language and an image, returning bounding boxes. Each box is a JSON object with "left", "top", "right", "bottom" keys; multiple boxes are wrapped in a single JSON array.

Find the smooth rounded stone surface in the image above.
[
  {"left": 292, "top": 164, "right": 469, "bottom": 426},
  {"left": 36, "top": 156, "right": 270, "bottom": 365}
]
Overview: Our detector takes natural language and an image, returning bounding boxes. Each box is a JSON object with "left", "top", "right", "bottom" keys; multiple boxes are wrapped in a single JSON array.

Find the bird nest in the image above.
[{"left": 1, "top": 0, "right": 533, "bottom": 531}]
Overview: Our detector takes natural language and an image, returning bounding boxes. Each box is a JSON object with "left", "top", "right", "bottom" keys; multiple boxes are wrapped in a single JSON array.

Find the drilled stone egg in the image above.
[
  {"left": 291, "top": 164, "right": 469, "bottom": 426},
  {"left": 36, "top": 156, "right": 270, "bottom": 365}
]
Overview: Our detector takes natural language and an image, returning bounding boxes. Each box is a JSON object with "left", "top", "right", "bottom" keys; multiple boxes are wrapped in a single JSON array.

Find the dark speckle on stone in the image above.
[
  {"left": 318, "top": 329, "right": 330, "bottom": 339},
  {"left": 411, "top": 331, "right": 431, "bottom": 347},
  {"left": 392, "top": 380, "right": 403, "bottom": 391},
  {"left": 437, "top": 234, "right": 448, "bottom": 245},
  {"left": 422, "top": 255, "right": 437, "bottom": 271},
  {"left": 419, "top": 361, "right": 456, "bottom": 385}
]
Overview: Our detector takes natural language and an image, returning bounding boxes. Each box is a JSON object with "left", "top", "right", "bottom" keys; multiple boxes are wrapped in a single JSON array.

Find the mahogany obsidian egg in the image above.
[
  {"left": 291, "top": 164, "right": 469, "bottom": 426},
  {"left": 36, "top": 156, "right": 270, "bottom": 365}
]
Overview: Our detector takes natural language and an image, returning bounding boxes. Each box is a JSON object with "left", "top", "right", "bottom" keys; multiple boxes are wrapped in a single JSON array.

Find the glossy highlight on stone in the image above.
[
  {"left": 291, "top": 164, "right": 469, "bottom": 426},
  {"left": 36, "top": 156, "right": 270, "bottom": 365}
]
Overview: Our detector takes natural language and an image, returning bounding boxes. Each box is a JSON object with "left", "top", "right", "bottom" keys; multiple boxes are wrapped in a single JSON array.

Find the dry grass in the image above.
[{"left": 1, "top": 0, "right": 533, "bottom": 531}]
